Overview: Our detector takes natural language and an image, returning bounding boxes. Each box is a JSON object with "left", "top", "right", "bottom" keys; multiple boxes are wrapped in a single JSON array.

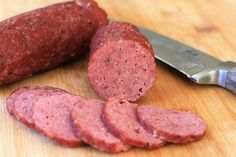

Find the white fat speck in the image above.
[
  {"left": 70, "top": 53, "right": 76, "bottom": 57},
  {"left": 152, "top": 131, "right": 157, "bottom": 138},
  {"left": 86, "top": 3, "right": 91, "bottom": 7},
  {"left": 10, "top": 18, "right": 17, "bottom": 25},
  {"left": 26, "top": 50, "right": 31, "bottom": 54},
  {"left": 45, "top": 62, "right": 50, "bottom": 67},
  {"left": 75, "top": 0, "right": 83, "bottom": 6}
]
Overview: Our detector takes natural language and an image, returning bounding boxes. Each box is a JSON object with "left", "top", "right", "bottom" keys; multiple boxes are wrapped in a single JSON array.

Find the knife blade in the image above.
[{"left": 138, "top": 26, "right": 236, "bottom": 94}]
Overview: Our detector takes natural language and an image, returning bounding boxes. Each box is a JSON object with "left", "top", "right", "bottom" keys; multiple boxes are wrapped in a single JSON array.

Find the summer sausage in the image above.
[
  {"left": 71, "top": 99, "right": 130, "bottom": 153},
  {"left": 136, "top": 105, "right": 207, "bottom": 143},
  {"left": 0, "top": 0, "right": 108, "bottom": 85},
  {"left": 88, "top": 22, "right": 156, "bottom": 102},
  {"left": 32, "top": 93, "right": 83, "bottom": 147},
  {"left": 103, "top": 97, "right": 165, "bottom": 149}
]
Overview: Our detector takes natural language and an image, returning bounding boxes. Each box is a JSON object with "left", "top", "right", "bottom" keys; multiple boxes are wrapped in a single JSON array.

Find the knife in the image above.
[{"left": 138, "top": 27, "right": 236, "bottom": 94}]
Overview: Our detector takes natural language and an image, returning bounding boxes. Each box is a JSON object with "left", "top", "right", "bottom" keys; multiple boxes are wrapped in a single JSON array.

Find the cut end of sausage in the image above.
[
  {"left": 103, "top": 97, "right": 165, "bottom": 149},
  {"left": 88, "top": 39, "right": 156, "bottom": 102},
  {"left": 71, "top": 99, "right": 130, "bottom": 153},
  {"left": 137, "top": 105, "right": 208, "bottom": 144},
  {"left": 32, "top": 94, "right": 83, "bottom": 147}
]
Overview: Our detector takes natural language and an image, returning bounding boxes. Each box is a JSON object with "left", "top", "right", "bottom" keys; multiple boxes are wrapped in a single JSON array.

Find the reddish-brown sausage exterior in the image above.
[
  {"left": 90, "top": 22, "right": 152, "bottom": 54},
  {"left": 88, "top": 22, "right": 156, "bottom": 102},
  {"left": 0, "top": 0, "right": 108, "bottom": 85}
]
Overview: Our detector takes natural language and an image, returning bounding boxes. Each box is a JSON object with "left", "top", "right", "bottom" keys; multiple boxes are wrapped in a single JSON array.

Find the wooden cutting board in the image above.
[{"left": 0, "top": 0, "right": 236, "bottom": 157}]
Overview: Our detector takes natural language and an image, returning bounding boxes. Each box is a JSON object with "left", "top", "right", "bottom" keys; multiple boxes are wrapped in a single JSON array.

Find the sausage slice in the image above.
[
  {"left": 32, "top": 94, "right": 83, "bottom": 147},
  {"left": 12, "top": 87, "right": 67, "bottom": 128},
  {"left": 71, "top": 99, "right": 130, "bottom": 153},
  {"left": 137, "top": 105, "right": 207, "bottom": 143},
  {"left": 6, "top": 87, "right": 32, "bottom": 117},
  {"left": 103, "top": 98, "right": 165, "bottom": 148}
]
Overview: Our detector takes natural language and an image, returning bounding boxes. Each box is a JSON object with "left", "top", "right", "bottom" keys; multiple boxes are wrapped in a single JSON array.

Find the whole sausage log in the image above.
[{"left": 0, "top": 0, "right": 108, "bottom": 85}]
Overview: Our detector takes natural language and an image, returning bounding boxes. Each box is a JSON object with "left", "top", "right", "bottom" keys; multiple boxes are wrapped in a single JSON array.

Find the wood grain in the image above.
[{"left": 0, "top": 0, "right": 236, "bottom": 157}]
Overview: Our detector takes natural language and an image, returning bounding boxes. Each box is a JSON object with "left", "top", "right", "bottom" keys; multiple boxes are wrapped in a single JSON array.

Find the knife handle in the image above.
[
  {"left": 225, "top": 65, "right": 236, "bottom": 93},
  {"left": 190, "top": 61, "right": 236, "bottom": 94}
]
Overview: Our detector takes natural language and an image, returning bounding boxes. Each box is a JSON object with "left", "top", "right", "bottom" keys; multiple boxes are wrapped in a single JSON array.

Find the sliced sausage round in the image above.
[
  {"left": 13, "top": 86, "right": 67, "bottom": 128},
  {"left": 71, "top": 99, "right": 130, "bottom": 153},
  {"left": 6, "top": 87, "right": 31, "bottom": 117},
  {"left": 103, "top": 97, "right": 165, "bottom": 149},
  {"left": 88, "top": 22, "right": 156, "bottom": 102},
  {"left": 136, "top": 105, "right": 207, "bottom": 143},
  {"left": 32, "top": 93, "right": 83, "bottom": 147},
  {"left": 0, "top": 0, "right": 108, "bottom": 85}
]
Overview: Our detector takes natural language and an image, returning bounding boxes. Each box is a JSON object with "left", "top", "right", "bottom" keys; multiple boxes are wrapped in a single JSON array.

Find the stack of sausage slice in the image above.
[{"left": 7, "top": 86, "right": 207, "bottom": 153}]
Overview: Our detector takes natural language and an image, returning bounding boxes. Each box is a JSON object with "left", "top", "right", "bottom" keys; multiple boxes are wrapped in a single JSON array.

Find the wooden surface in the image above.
[{"left": 0, "top": 0, "right": 236, "bottom": 157}]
